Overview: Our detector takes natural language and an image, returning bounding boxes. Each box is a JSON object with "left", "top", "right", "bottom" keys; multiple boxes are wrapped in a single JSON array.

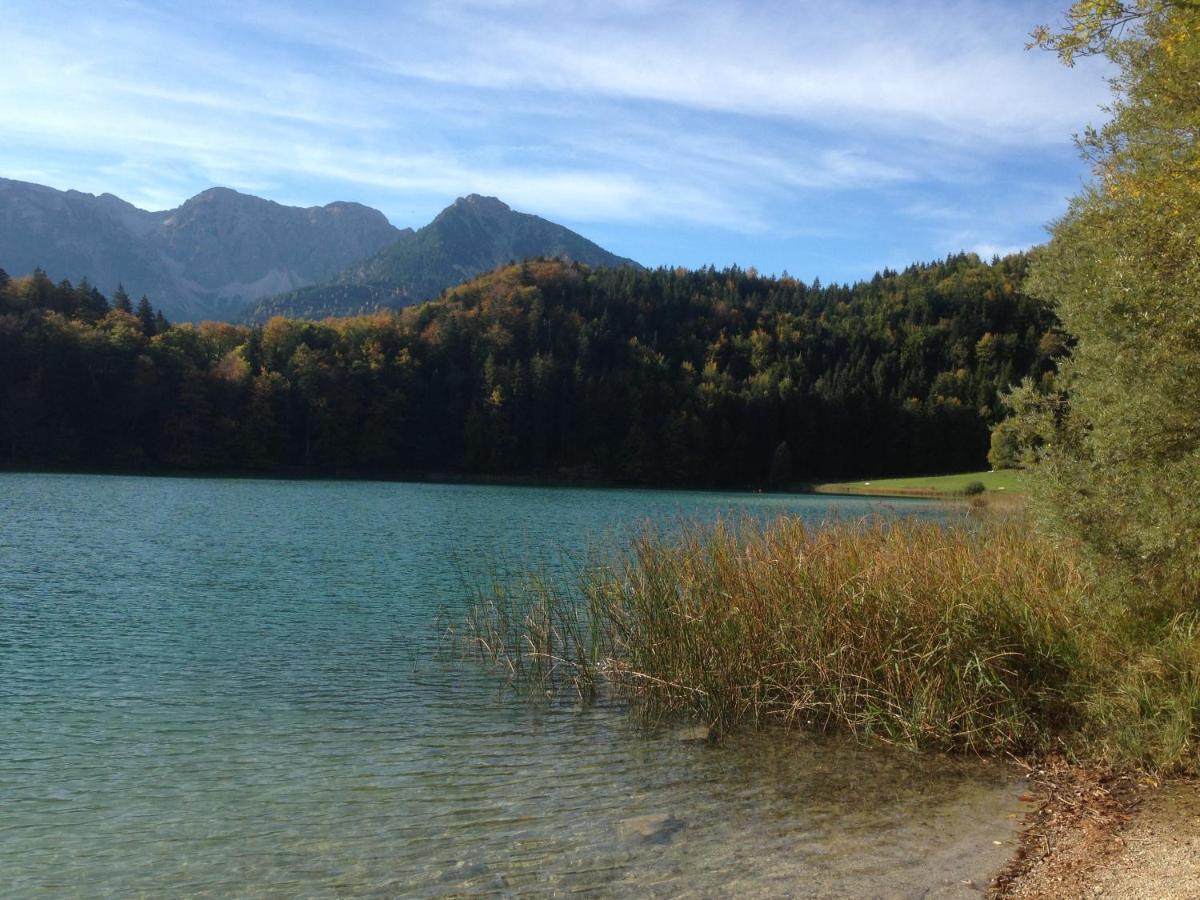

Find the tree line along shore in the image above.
[{"left": 0, "top": 252, "right": 1057, "bottom": 484}]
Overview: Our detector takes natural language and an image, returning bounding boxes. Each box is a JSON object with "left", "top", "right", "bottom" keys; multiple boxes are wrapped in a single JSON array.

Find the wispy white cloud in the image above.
[{"left": 237, "top": 0, "right": 1106, "bottom": 142}]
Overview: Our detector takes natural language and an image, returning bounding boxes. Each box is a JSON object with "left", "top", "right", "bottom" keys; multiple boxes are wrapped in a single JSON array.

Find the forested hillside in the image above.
[{"left": 0, "top": 254, "right": 1060, "bottom": 484}]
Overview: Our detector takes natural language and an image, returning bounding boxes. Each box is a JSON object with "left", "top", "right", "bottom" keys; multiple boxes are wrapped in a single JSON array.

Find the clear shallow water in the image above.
[{"left": 0, "top": 474, "right": 1022, "bottom": 897}]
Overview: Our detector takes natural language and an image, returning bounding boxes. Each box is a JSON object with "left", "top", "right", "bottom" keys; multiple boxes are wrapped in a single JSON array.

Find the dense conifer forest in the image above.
[{"left": 0, "top": 254, "right": 1061, "bottom": 485}]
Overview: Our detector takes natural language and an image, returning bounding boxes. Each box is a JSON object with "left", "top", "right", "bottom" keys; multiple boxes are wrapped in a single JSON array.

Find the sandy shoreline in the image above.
[{"left": 991, "top": 760, "right": 1200, "bottom": 898}]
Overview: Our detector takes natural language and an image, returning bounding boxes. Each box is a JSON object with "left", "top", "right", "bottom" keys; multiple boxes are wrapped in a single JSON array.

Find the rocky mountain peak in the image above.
[
  {"left": 190, "top": 186, "right": 248, "bottom": 203},
  {"left": 450, "top": 194, "right": 511, "bottom": 215}
]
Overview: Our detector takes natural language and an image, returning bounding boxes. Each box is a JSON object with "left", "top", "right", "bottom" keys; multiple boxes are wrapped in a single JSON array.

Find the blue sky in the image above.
[{"left": 2, "top": 0, "right": 1110, "bottom": 283}]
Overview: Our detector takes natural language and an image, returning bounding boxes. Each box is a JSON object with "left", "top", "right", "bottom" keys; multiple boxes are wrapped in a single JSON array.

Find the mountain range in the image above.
[
  {"left": 0, "top": 178, "right": 639, "bottom": 322},
  {"left": 0, "top": 179, "right": 401, "bottom": 321},
  {"left": 243, "top": 194, "right": 639, "bottom": 322}
]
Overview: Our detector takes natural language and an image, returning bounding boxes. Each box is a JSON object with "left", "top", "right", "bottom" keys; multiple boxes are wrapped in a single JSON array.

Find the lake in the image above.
[{"left": 0, "top": 473, "right": 1024, "bottom": 896}]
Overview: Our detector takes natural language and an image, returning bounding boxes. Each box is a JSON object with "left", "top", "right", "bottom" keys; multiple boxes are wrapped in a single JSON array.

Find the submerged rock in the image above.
[
  {"left": 440, "top": 860, "right": 489, "bottom": 882},
  {"left": 618, "top": 813, "right": 684, "bottom": 844},
  {"left": 673, "top": 725, "right": 712, "bottom": 743}
]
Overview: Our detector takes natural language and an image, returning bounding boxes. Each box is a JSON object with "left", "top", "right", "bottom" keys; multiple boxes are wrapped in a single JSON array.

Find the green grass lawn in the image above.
[{"left": 811, "top": 469, "right": 1023, "bottom": 496}]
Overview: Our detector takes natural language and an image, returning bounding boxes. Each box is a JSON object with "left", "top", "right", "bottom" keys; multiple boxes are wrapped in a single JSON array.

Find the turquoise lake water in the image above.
[{"left": 0, "top": 474, "right": 1024, "bottom": 897}]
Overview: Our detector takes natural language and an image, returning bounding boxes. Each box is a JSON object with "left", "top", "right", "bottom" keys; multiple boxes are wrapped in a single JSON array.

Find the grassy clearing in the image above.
[
  {"left": 812, "top": 469, "right": 1024, "bottom": 496},
  {"left": 458, "top": 515, "right": 1200, "bottom": 774}
]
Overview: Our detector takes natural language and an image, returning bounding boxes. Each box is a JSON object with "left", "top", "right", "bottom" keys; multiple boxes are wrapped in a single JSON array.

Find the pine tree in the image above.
[
  {"left": 136, "top": 295, "right": 155, "bottom": 335},
  {"left": 112, "top": 283, "right": 133, "bottom": 314}
]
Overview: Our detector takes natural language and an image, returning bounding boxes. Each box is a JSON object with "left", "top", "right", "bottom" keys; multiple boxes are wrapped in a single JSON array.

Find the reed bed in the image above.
[{"left": 459, "top": 515, "right": 1200, "bottom": 772}]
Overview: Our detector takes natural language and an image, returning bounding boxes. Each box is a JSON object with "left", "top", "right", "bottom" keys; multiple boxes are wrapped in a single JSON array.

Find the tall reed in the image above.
[
  {"left": 462, "top": 518, "right": 1086, "bottom": 748},
  {"left": 459, "top": 515, "right": 1200, "bottom": 771}
]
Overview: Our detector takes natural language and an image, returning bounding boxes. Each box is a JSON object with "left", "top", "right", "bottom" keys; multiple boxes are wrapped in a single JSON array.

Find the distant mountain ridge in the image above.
[
  {"left": 244, "top": 194, "right": 641, "bottom": 322},
  {"left": 0, "top": 178, "right": 640, "bottom": 322},
  {"left": 0, "top": 179, "right": 402, "bottom": 321}
]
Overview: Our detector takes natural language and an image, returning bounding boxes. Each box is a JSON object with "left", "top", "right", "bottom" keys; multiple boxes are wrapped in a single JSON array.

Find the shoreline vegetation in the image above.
[
  {"left": 458, "top": 514, "right": 1199, "bottom": 775},
  {"left": 457, "top": 511, "right": 1200, "bottom": 894}
]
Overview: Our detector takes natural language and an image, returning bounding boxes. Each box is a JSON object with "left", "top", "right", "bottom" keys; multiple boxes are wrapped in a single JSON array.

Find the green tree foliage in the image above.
[
  {"left": 111, "top": 283, "right": 133, "bottom": 314},
  {"left": 136, "top": 295, "right": 157, "bottom": 335},
  {"left": 0, "top": 255, "right": 1058, "bottom": 484},
  {"left": 1020, "top": 0, "right": 1200, "bottom": 603},
  {"left": 987, "top": 418, "right": 1023, "bottom": 470}
]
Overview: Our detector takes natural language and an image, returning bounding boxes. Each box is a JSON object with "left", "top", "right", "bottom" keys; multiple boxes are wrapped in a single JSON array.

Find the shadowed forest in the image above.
[{"left": 0, "top": 253, "right": 1059, "bottom": 484}]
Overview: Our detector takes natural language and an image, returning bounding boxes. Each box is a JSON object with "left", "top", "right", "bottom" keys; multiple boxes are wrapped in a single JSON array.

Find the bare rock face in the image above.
[
  {"left": 0, "top": 179, "right": 401, "bottom": 321},
  {"left": 152, "top": 188, "right": 401, "bottom": 295},
  {"left": 0, "top": 179, "right": 167, "bottom": 305}
]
